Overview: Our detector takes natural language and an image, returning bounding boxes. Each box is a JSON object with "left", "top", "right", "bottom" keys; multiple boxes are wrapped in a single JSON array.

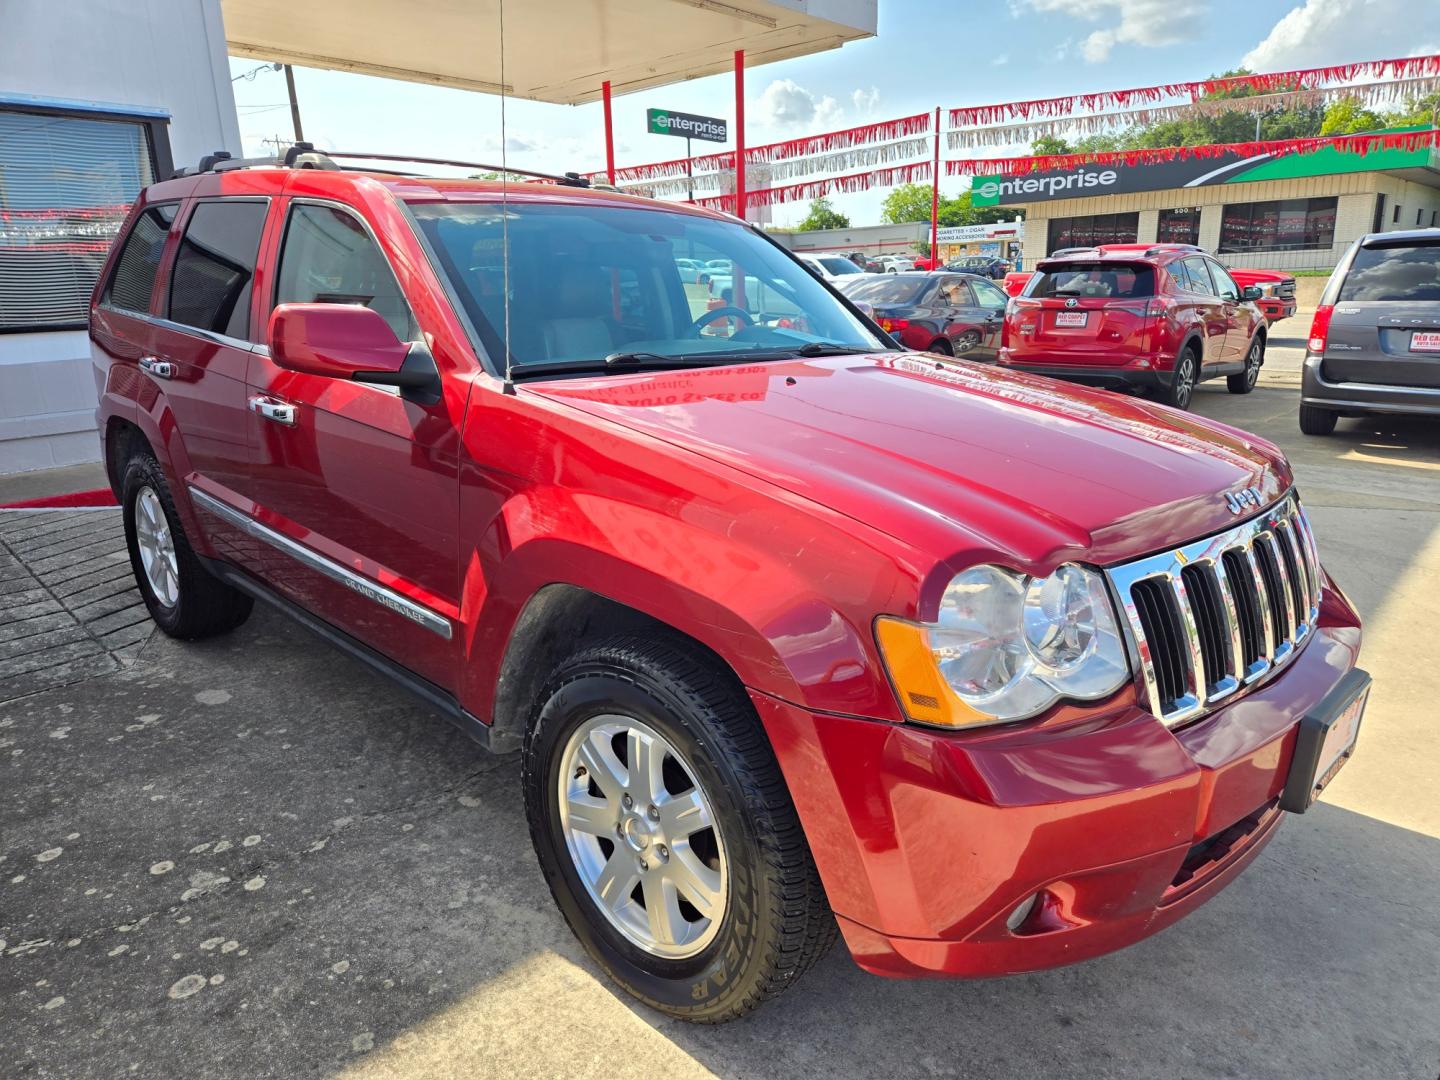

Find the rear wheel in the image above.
[
  {"left": 930, "top": 336, "right": 956, "bottom": 356},
  {"left": 523, "top": 636, "right": 836, "bottom": 1023},
  {"left": 121, "top": 451, "right": 252, "bottom": 639},
  {"left": 952, "top": 331, "right": 980, "bottom": 356},
  {"left": 1299, "top": 404, "right": 1338, "bottom": 436},
  {"left": 1162, "top": 346, "right": 1198, "bottom": 410},
  {"left": 1228, "top": 336, "right": 1264, "bottom": 394}
]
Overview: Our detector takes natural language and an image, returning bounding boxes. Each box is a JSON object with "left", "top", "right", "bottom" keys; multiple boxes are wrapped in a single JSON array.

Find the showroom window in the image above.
[
  {"left": 0, "top": 105, "right": 169, "bottom": 331},
  {"left": 1217, "top": 197, "right": 1337, "bottom": 254},
  {"left": 1157, "top": 207, "right": 1201, "bottom": 246},
  {"left": 1046, "top": 213, "right": 1138, "bottom": 253},
  {"left": 168, "top": 201, "right": 268, "bottom": 339}
]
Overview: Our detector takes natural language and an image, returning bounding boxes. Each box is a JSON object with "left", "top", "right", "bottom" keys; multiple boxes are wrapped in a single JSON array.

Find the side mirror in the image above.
[
  {"left": 268, "top": 303, "right": 430, "bottom": 390},
  {"left": 1241, "top": 285, "right": 1263, "bottom": 302}
]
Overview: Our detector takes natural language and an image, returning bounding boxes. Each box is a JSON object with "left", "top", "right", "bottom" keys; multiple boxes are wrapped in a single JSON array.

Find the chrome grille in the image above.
[
  {"left": 1106, "top": 493, "right": 1322, "bottom": 727},
  {"left": 1278, "top": 279, "right": 1297, "bottom": 299}
]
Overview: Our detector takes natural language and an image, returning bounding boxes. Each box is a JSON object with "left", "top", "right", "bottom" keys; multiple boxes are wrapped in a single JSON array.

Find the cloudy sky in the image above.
[{"left": 229, "top": 0, "right": 1440, "bottom": 227}]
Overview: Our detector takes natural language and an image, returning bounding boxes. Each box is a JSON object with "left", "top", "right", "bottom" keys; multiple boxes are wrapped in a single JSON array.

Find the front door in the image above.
[
  {"left": 1180, "top": 256, "right": 1231, "bottom": 370},
  {"left": 1205, "top": 259, "right": 1252, "bottom": 364},
  {"left": 241, "top": 198, "right": 463, "bottom": 691},
  {"left": 967, "top": 276, "right": 1010, "bottom": 361}
]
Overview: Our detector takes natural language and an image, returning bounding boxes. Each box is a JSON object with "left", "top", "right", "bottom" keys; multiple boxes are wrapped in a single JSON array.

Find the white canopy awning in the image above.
[{"left": 222, "top": 0, "right": 876, "bottom": 104}]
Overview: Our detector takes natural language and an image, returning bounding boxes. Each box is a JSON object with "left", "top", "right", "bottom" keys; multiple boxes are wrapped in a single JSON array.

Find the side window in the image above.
[
  {"left": 105, "top": 204, "right": 178, "bottom": 314},
  {"left": 971, "top": 278, "right": 1008, "bottom": 309},
  {"left": 1182, "top": 257, "right": 1216, "bottom": 296},
  {"left": 275, "top": 203, "right": 417, "bottom": 342},
  {"left": 1167, "top": 260, "right": 1194, "bottom": 293},
  {"left": 1208, "top": 261, "right": 1240, "bottom": 301},
  {"left": 168, "top": 201, "right": 267, "bottom": 338}
]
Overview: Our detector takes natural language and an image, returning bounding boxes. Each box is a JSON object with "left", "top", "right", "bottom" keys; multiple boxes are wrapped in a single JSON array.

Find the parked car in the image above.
[
  {"left": 1229, "top": 268, "right": 1298, "bottom": 324},
  {"left": 838, "top": 271, "right": 1008, "bottom": 358},
  {"left": 91, "top": 153, "right": 1367, "bottom": 1025},
  {"left": 798, "top": 252, "right": 869, "bottom": 282},
  {"left": 1001, "top": 243, "right": 1269, "bottom": 409},
  {"left": 1002, "top": 270, "right": 1034, "bottom": 296},
  {"left": 946, "top": 255, "right": 1009, "bottom": 280},
  {"left": 1299, "top": 228, "right": 1440, "bottom": 434},
  {"left": 875, "top": 254, "right": 915, "bottom": 273}
]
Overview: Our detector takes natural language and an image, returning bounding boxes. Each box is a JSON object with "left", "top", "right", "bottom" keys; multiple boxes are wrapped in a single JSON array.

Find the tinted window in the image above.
[
  {"left": 1338, "top": 241, "right": 1440, "bottom": 302},
  {"left": 275, "top": 204, "right": 417, "bottom": 342},
  {"left": 840, "top": 275, "right": 932, "bottom": 305},
  {"left": 971, "top": 278, "right": 1008, "bottom": 308},
  {"left": 933, "top": 277, "right": 971, "bottom": 306},
  {"left": 817, "top": 257, "right": 863, "bottom": 275},
  {"left": 1046, "top": 213, "right": 1138, "bottom": 252},
  {"left": 105, "top": 204, "right": 177, "bottom": 314},
  {"left": 1208, "top": 261, "right": 1240, "bottom": 301},
  {"left": 1157, "top": 207, "right": 1200, "bottom": 246},
  {"left": 1180, "top": 257, "right": 1215, "bottom": 295},
  {"left": 1218, "top": 197, "right": 1336, "bottom": 254},
  {"left": 1029, "top": 261, "right": 1155, "bottom": 299},
  {"left": 168, "top": 201, "right": 267, "bottom": 338}
]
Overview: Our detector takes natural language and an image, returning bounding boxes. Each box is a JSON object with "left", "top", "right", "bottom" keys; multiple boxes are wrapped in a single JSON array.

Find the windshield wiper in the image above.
[
  {"left": 604, "top": 351, "right": 684, "bottom": 367},
  {"left": 510, "top": 353, "right": 755, "bottom": 380},
  {"left": 793, "top": 342, "right": 871, "bottom": 357}
]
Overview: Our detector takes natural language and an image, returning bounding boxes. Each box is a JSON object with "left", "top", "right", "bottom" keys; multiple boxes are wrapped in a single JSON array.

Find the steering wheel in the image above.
[{"left": 687, "top": 306, "right": 754, "bottom": 337}]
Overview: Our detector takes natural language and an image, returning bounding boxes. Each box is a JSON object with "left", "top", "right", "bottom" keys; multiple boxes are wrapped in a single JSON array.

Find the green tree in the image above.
[
  {"left": 1320, "top": 96, "right": 1387, "bottom": 135},
  {"left": 882, "top": 184, "right": 1024, "bottom": 228},
  {"left": 796, "top": 197, "right": 849, "bottom": 230},
  {"left": 880, "top": 182, "right": 934, "bottom": 224}
]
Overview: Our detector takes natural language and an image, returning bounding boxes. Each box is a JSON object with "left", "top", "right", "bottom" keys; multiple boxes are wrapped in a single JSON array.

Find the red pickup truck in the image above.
[{"left": 90, "top": 151, "right": 1366, "bottom": 1024}]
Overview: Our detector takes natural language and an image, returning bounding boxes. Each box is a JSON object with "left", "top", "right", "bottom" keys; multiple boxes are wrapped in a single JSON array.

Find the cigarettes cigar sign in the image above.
[
  {"left": 970, "top": 136, "right": 1440, "bottom": 206},
  {"left": 647, "top": 108, "right": 728, "bottom": 143}
]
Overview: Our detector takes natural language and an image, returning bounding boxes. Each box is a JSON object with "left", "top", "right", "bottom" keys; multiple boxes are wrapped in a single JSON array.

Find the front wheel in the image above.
[
  {"left": 522, "top": 636, "right": 836, "bottom": 1023},
  {"left": 1228, "top": 336, "right": 1264, "bottom": 393}
]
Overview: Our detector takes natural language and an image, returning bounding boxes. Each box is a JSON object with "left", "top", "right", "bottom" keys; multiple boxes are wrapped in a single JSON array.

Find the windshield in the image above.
[
  {"left": 817, "top": 257, "right": 864, "bottom": 275},
  {"left": 1339, "top": 240, "right": 1440, "bottom": 302},
  {"left": 1027, "top": 261, "right": 1155, "bottom": 299},
  {"left": 408, "top": 201, "right": 883, "bottom": 370},
  {"left": 839, "top": 275, "right": 931, "bottom": 305}
]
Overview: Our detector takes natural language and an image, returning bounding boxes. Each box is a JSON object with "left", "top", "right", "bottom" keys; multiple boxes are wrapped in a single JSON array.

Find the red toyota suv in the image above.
[
  {"left": 1001, "top": 244, "right": 1270, "bottom": 409},
  {"left": 90, "top": 149, "right": 1367, "bottom": 1023}
]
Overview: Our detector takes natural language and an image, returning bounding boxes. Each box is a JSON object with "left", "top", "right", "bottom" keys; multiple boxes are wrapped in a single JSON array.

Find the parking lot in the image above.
[{"left": 2, "top": 383, "right": 1438, "bottom": 1080}]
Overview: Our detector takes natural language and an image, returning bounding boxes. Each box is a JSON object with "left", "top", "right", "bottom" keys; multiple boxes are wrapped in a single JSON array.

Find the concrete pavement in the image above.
[{"left": 1, "top": 387, "right": 1437, "bottom": 1080}]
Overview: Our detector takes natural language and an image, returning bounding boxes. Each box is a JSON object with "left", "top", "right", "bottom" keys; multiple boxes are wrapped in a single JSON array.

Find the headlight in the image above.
[
  {"left": 876, "top": 563, "right": 1130, "bottom": 728},
  {"left": 1258, "top": 283, "right": 1278, "bottom": 296}
]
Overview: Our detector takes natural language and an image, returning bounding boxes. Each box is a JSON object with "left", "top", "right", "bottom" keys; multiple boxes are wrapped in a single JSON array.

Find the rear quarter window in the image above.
[
  {"left": 1029, "top": 262, "right": 1155, "bottom": 299},
  {"left": 1339, "top": 241, "right": 1440, "bottom": 301},
  {"left": 104, "top": 204, "right": 178, "bottom": 314}
]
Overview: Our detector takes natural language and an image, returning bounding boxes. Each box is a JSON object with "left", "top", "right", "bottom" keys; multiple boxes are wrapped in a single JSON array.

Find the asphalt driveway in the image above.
[{"left": 2, "top": 386, "right": 1438, "bottom": 1079}]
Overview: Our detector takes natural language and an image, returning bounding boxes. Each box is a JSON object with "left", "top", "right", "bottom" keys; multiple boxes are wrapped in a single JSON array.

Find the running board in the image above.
[{"left": 201, "top": 555, "right": 519, "bottom": 755}]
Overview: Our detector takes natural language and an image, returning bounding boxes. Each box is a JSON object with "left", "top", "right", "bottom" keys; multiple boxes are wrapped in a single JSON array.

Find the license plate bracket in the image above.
[
  {"left": 1054, "top": 311, "right": 1089, "bottom": 328},
  {"left": 1410, "top": 330, "right": 1440, "bottom": 353},
  {"left": 1279, "top": 668, "right": 1370, "bottom": 813}
]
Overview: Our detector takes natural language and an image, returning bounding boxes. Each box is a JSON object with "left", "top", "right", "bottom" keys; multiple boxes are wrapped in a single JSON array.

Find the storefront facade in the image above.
[
  {"left": 935, "top": 221, "right": 1025, "bottom": 265},
  {"left": 972, "top": 137, "right": 1440, "bottom": 272}
]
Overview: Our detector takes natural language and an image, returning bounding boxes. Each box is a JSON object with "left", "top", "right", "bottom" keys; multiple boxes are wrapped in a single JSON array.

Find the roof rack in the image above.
[{"left": 171, "top": 143, "right": 595, "bottom": 188}]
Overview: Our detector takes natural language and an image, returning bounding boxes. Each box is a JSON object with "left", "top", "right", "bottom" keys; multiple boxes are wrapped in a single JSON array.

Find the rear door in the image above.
[
  {"left": 967, "top": 276, "right": 1009, "bottom": 360},
  {"left": 1324, "top": 236, "right": 1440, "bottom": 387},
  {"left": 1180, "top": 257, "right": 1232, "bottom": 370},
  {"left": 149, "top": 195, "right": 269, "bottom": 503},
  {"left": 1007, "top": 260, "right": 1156, "bottom": 367}
]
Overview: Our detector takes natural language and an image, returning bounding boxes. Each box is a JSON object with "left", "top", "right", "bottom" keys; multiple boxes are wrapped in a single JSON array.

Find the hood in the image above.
[
  {"left": 525, "top": 355, "right": 1291, "bottom": 569},
  {"left": 1229, "top": 268, "right": 1295, "bottom": 284}
]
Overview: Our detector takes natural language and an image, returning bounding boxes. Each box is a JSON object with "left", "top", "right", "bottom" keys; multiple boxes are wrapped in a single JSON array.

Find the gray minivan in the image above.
[{"left": 1301, "top": 228, "right": 1440, "bottom": 434}]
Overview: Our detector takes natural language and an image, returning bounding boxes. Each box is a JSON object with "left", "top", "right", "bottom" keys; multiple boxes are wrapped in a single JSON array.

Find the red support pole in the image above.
[
  {"left": 602, "top": 81, "right": 616, "bottom": 184},
  {"left": 734, "top": 50, "right": 746, "bottom": 221},
  {"left": 930, "top": 106, "right": 940, "bottom": 269}
]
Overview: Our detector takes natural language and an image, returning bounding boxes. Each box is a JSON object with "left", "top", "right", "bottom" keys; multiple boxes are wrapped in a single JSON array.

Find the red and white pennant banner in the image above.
[
  {"left": 945, "top": 128, "right": 1440, "bottom": 177},
  {"left": 948, "top": 54, "right": 1440, "bottom": 127},
  {"left": 691, "top": 161, "right": 932, "bottom": 212},
  {"left": 947, "top": 75, "right": 1440, "bottom": 150},
  {"left": 588, "top": 112, "right": 932, "bottom": 184}
]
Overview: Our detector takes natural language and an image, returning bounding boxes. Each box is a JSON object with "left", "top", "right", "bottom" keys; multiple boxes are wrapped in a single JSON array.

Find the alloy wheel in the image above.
[
  {"left": 1245, "top": 341, "right": 1262, "bottom": 388},
  {"left": 134, "top": 486, "right": 179, "bottom": 607},
  {"left": 1173, "top": 354, "right": 1196, "bottom": 408},
  {"left": 558, "top": 714, "right": 727, "bottom": 959}
]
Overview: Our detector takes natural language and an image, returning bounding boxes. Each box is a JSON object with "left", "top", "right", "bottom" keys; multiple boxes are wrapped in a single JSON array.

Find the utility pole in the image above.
[{"left": 284, "top": 64, "right": 304, "bottom": 143}]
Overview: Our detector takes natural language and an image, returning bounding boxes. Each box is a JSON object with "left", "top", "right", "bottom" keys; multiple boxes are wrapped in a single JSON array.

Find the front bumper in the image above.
[
  {"left": 752, "top": 585, "right": 1362, "bottom": 978},
  {"left": 1258, "top": 297, "right": 1297, "bottom": 323},
  {"left": 1302, "top": 355, "right": 1440, "bottom": 417}
]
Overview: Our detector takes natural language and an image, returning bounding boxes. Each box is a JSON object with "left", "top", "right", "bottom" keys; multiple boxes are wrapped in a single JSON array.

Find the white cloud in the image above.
[
  {"left": 851, "top": 86, "right": 880, "bottom": 116},
  {"left": 1021, "top": 0, "right": 1210, "bottom": 62},
  {"left": 992, "top": 54, "right": 1011, "bottom": 67},
  {"left": 1243, "top": 0, "right": 1440, "bottom": 71},
  {"left": 756, "top": 78, "right": 843, "bottom": 131}
]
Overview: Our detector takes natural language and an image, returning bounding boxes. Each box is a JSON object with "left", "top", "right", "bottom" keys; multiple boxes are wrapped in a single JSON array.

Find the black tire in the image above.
[
  {"left": 1162, "top": 345, "right": 1199, "bottom": 410},
  {"left": 121, "top": 451, "right": 253, "bottom": 639},
  {"left": 1228, "top": 335, "right": 1264, "bottom": 394},
  {"left": 1299, "top": 404, "right": 1338, "bottom": 436},
  {"left": 930, "top": 336, "right": 956, "bottom": 356},
  {"left": 523, "top": 635, "right": 837, "bottom": 1023}
]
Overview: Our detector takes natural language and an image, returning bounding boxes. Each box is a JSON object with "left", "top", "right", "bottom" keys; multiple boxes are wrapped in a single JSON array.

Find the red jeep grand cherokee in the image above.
[
  {"left": 1001, "top": 244, "right": 1270, "bottom": 409},
  {"left": 90, "top": 151, "right": 1367, "bottom": 1023}
]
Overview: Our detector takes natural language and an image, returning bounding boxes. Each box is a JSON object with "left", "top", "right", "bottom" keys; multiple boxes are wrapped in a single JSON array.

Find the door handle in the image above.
[
  {"left": 139, "top": 356, "right": 174, "bottom": 379},
  {"left": 249, "top": 396, "right": 297, "bottom": 426}
]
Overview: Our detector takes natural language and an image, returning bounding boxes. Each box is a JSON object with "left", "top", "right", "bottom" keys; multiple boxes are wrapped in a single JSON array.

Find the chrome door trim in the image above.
[{"left": 188, "top": 487, "right": 452, "bottom": 640}]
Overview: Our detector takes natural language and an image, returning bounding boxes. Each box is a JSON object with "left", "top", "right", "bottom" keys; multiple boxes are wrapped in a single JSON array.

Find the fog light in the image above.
[
  {"left": 1005, "top": 892, "right": 1039, "bottom": 932},
  {"left": 1135, "top": 356, "right": 1151, "bottom": 368}
]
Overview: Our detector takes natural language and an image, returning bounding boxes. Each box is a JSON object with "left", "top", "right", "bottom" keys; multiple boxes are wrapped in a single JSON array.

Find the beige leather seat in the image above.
[{"left": 543, "top": 268, "right": 616, "bottom": 360}]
